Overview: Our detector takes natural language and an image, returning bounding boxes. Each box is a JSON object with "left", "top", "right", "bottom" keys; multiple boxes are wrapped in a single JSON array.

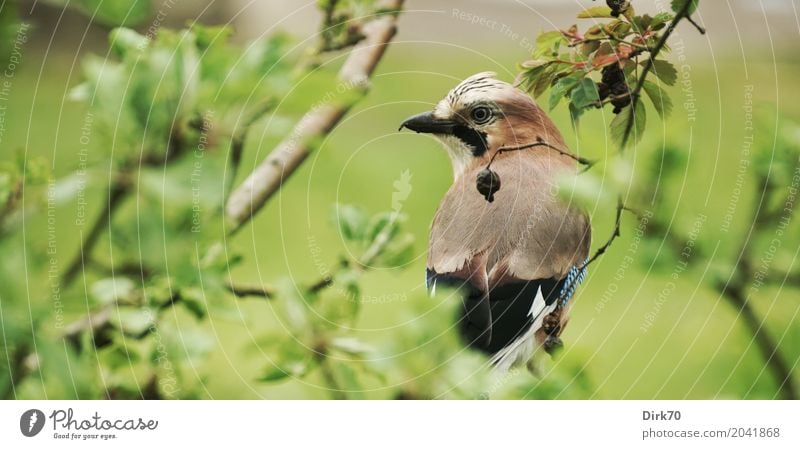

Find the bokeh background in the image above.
[{"left": 1, "top": 0, "right": 799, "bottom": 399}]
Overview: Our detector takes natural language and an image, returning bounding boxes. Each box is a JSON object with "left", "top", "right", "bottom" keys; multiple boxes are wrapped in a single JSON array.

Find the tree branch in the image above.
[
  {"left": 226, "top": 281, "right": 274, "bottom": 298},
  {"left": 224, "top": 0, "right": 406, "bottom": 235},
  {"left": 720, "top": 285, "right": 798, "bottom": 400},
  {"left": 621, "top": 0, "right": 704, "bottom": 147},
  {"left": 714, "top": 173, "right": 799, "bottom": 400},
  {"left": 62, "top": 178, "right": 130, "bottom": 286},
  {"left": 583, "top": 197, "right": 624, "bottom": 269},
  {"left": 496, "top": 138, "right": 596, "bottom": 171}
]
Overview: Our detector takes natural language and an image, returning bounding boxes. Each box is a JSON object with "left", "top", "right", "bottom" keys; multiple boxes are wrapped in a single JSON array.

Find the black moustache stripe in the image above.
[{"left": 453, "top": 125, "right": 488, "bottom": 157}]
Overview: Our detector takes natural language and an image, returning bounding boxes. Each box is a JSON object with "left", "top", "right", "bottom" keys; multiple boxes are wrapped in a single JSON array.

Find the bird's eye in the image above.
[{"left": 470, "top": 106, "right": 492, "bottom": 125}]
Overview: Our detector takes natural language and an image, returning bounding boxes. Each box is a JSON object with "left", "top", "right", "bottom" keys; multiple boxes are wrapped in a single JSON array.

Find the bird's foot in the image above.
[{"left": 542, "top": 311, "right": 562, "bottom": 336}]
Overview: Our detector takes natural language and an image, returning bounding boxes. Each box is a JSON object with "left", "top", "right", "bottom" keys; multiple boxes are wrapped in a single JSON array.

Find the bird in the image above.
[{"left": 399, "top": 72, "right": 591, "bottom": 371}]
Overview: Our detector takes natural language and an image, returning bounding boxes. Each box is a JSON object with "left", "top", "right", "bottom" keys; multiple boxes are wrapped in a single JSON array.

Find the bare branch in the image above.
[
  {"left": 584, "top": 197, "right": 624, "bottom": 269},
  {"left": 62, "top": 178, "right": 130, "bottom": 286},
  {"left": 712, "top": 172, "right": 798, "bottom": 399},
  {"left": 226, "top": 281, "right": 274, "bottom": 299},
  {"left": 224, "top": 0, "right": 406, "bottom": 235},
  {"left": 496, "top": 139, "right": 596, "bottom": 171}
]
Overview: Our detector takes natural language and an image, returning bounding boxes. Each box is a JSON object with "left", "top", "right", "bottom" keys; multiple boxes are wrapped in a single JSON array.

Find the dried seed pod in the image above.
[
  {"left": 600, "top": 64, "right": 631, "bottom": 113},
  {"left": 476, "top": 168, "right": 500, "bottom": 203},
  {"left": 606, "top": 0, "right": 629, "bottom": 17}
]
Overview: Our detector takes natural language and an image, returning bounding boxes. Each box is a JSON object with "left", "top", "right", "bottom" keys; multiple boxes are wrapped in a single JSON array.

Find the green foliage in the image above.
[
  {"left": 72, "top": 25, "right": 295, "bottom": 165},
  {"left": 517, "top": 2, "right": 694, "bottom": 145},
  {"left": 671, "top": 0, "right": 699, "bottom": 15},
  {"left": 43, "top": 0, "right": 151, "bottom": 26}
]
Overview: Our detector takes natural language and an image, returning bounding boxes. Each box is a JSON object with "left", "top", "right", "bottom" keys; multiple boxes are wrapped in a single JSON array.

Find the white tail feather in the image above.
[{"left": 489, "top": 286, "right": 556, "bottom": 372}]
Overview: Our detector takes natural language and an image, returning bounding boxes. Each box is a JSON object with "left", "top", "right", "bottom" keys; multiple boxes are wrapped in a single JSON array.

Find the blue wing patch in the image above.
[{"left": 557, "top": 262, "right": 587, "bottom": 308}]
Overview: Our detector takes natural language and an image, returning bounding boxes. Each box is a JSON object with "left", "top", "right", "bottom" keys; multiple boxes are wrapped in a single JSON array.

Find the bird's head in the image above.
[{"left": 400, "top": 72, "right": 565, "bottom": 178}]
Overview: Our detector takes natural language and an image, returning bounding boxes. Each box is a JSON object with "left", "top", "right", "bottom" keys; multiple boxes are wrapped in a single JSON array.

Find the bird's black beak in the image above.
[{"left": 399, "top": 111, "right": 457, "bottom": 134}]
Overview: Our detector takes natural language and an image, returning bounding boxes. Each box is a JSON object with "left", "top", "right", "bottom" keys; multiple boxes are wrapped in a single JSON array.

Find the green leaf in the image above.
[
  {"left": 549, "top": 74, "right": 581, "bottom": 110},
  {"left": 109, "top": 27, "right": 148, "bottom": 58},
  {"left": 332, "top": 204, "right": 368, "bottom": 241},
  {"left": 533, "top": 30, "right": 566, "bottom": 58},
  {"left": 642, "top": 80, "right": 673, "bottom": 118},
  {"left": 259, "top": 365, "right": 292, "bottom": 382},
  {"left": 91, "top": 278, "right": 136, "bottom": 306},
  {"left": 526, "top": 62, "right": 569, "bottom": 98},
  {"left": 650, "top": 59, "right": 678, "bottom": 86},
  {"left": 273, "top": 280, "right": 312, "bottom": 334},
  {"left": 330, "top": 362, "right": 363, "bottom": 399},
  {"left": 577, "top": 6, "right": 613, "bottom": 18},
  {"left": 114, "top": 308, "right": 154, "bottom": 337},
  {"left": 364, "top": 211, "right": 400, "bottom": 245},
  {"left": 671, "top": 0, "right": 699, "bottom": 15},
  {"left": 570, "top": 78, "right": 600, "bottom": 110},
  {"left": 377, "top": 234, "right": 415, "bottom": 267},
  {"left": 606, "top": 20, "right": 632, "bottom": 39},
  {"left": 650, "top": 12, "right": 674, "bottom": 30},
  {"left": 610, "top": 100, "right": 646, "bottom": 146},
  {"left": 254, "top": 332, "right": 314, "bottom": 383},
  {"left": 74, "top": 0, "right": 151, "bottom": 26}
]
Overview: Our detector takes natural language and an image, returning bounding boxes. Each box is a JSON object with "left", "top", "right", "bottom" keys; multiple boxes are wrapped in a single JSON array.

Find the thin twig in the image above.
[
  {"left": 62, "top": 179, "right": 130, "bottom": 286},
  {"left": 621, "top": 0, "right": 702, "bottom": 147},
  {"left": 226, "top": 281, "right": 275, "bottom": 299},
  {"left": 685, "top": 15, "right": 706, "bottom": 34},
  {"left": 583, "top": 197, "right": 624, "bottom": 269},
  {"left": 495, "top": 139, "right": 596, "bottom": 171},
  {"left": 224, "top": 0, "right": 406, "bottom": 235}
]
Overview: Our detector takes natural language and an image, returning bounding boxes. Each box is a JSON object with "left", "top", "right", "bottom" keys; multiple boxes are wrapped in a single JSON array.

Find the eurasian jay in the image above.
[{"left": 400, "top": 72, "right": 591, "bottom": 371}]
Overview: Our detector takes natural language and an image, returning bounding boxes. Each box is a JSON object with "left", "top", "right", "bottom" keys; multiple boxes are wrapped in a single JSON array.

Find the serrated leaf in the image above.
[
  {"left": 610, "top": 100, "right": 646, "bottom": 146},
  {"left": 608, "top": 21, "right": 632, "bottom": 39},
  {"left": 642, "top": 80, "right": 673, "bottom": 118},
  {"left": 650, "top": 12, "right": 674, "bottom": 29},
  {"left": 570, "top": 78, "right": 600, "bottom": 110},
  {"left": 650, "top": 59, "right": 678, "bottom": 86},
  {"left": 671, "top": 0, "right": 698, "bottom": 15},
  {"left": 548, "top": 74, "right": 581, "bottom": 111}
]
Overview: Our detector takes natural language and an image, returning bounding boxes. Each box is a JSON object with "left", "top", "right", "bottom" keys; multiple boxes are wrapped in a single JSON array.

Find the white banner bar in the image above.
[{"left": 1, "top": 400, "right": 797, "bottom": 448}]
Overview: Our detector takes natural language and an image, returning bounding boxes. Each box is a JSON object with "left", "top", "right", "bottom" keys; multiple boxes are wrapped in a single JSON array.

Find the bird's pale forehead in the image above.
[{"left": 435, "top": 72, "right": 511, "bottom": 117}]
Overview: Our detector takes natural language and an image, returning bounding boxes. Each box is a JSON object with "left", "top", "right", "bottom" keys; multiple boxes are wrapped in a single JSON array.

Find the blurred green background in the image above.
[{"left": 2, "top": 0, "right": 799, "bottom": 399}]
